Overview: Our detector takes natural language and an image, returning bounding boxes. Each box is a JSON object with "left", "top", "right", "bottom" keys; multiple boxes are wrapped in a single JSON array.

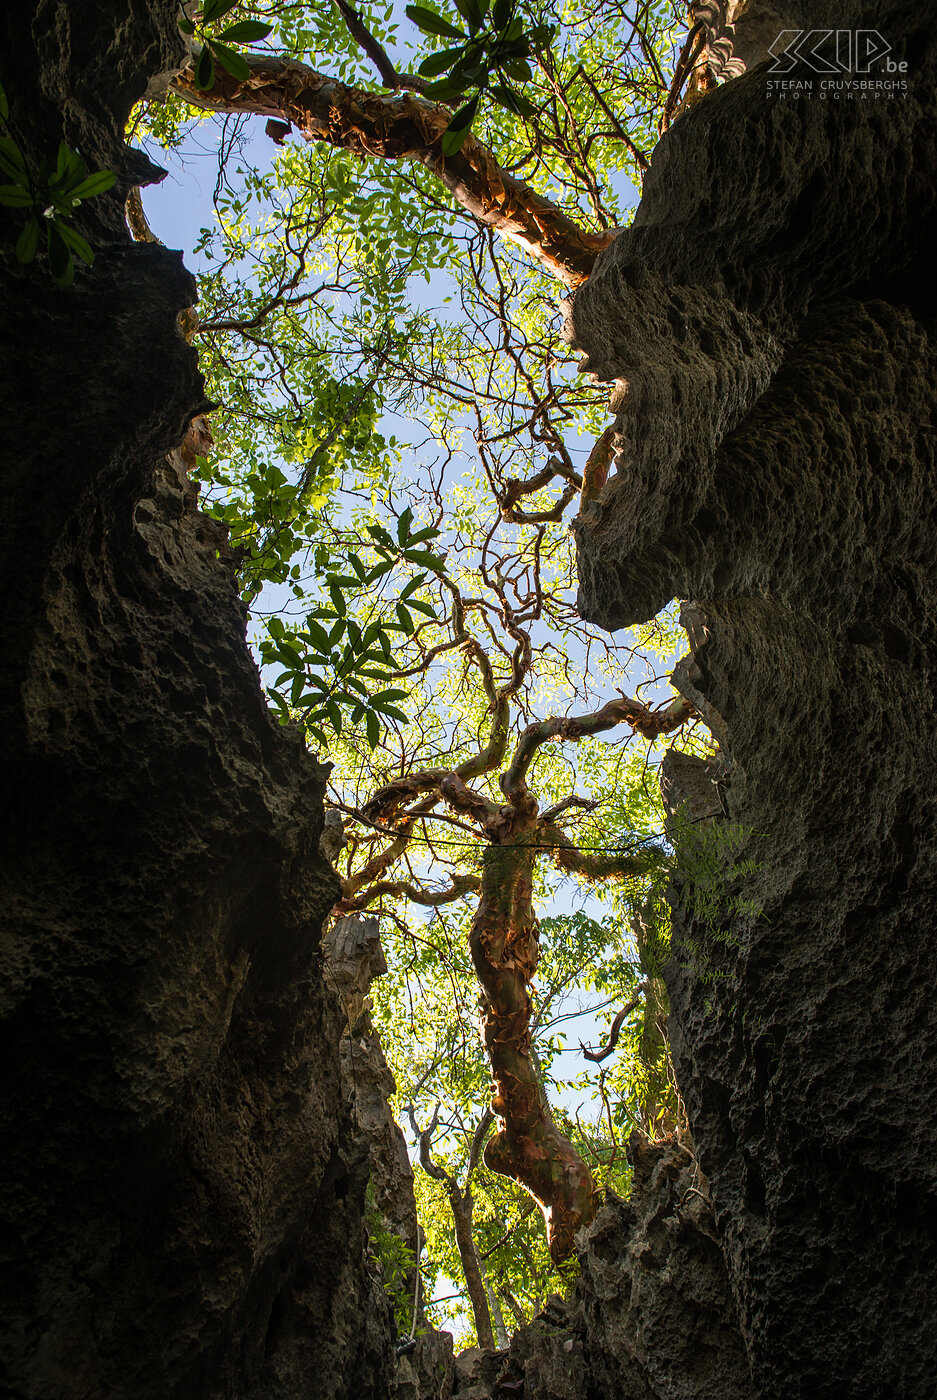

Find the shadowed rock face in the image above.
[
  {"left": 0, "top": 3, "right": 393, "bottom": 1395},
  {"left": 572, "top": 3, "right": 937, "bottom": 1396},
  {"left": 449, "top": 1136, "right": 753, "bottom": 1400}
]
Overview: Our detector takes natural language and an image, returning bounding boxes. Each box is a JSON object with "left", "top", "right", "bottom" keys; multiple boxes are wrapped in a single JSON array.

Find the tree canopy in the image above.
[{"left": 130, "top": 0, "right": 722, "bottom": 1344}]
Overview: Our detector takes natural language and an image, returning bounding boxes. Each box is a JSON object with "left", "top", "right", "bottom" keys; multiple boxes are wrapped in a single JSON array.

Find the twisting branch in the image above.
[
  {"left": 581, "top": 982, "right": 647, "bottom": 1062},
  {"left": 406, "top": 1104, "right": 497, "bottom": 1348},
  {"left": 332, "top": 0, "right": 434, "bottom": 94},
  {"left": 538, "top": 819, "right": 662, "bottom": 883},
  {"left": 170, "top": 54, "right": 615, "bottom": 285},
  {"left": 335, "top": 870, "right": 481, "bottom": 914},
  {"left": 502, "top": 693, "right": 696, "bottom": 807}
]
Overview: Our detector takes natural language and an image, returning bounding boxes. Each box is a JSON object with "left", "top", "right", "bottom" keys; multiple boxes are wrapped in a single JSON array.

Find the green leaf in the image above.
[
  {"left": 490, "top": 83, "right": 538, "bottom": 116},
  {"left": 421, "top": 77, "right": 464, "bottom": 99},
  {"left": 46, "top": 221, "right": 74, "bottom": 287},
  {"left": 366, "top": 711, "right": 381, "bottom": 748},
  {"left": 407, "top": 599, "right": 437, "bottom": 618},
  {"left": 527, "top": 23, "right": 556, "bottom": 48},
  {"left": 397, "top": 505, "right": 414, "bottom": 543},
  {"left": 493, "top": 36, "right": 529, "bottom": 59},
  {"left": 53, "top": 143, "right": 84, "bottom": 188},
  {"left": 0, "top": 136, "right": 27, "bottom": 180},
  {"left": 405, "top": 5, "right": 465, "bottom": 39},
  {"left": 329, "top": 582, "right": 348, "bottom": 616},
  {"left": 326, "top": 700, "right": 343, "bottom": 735},
  {"left": 396, "top": 602, "right": 414, "bottom": 635},
  {"left": 202, "top": 0, "right": 239, "bottom": 20},
  {"left": 52, "top": 219, "right": 94, "bottom": 265},
  {"left": 442, "top": 124, "right": 469, "bottom": 156},
  {"left": 304, "top": 618, "right": 332, "bottom": 653},
  {"left": 15, "top": 216, "right": 38, "bottom": 263},
  {"left": 402, "top": 549, "right": 446, "bottom": 570},
  {"left": 373, "top": 704, "right": 409, "bottom": 725},
  {"left": 217, "top": 19, "right": 273, "bottom": 41},
  {"left": 0, "top": 184, "right": 32, "bottom": 207},
  {"left": 418, "top": 44, "right": 467, "bottom": 77},
  {"left": 210, "top": 40, "right": 251, "bottom": 80},
  {"left": 503, "top": 58, "right": 532, "bottom": 81},
  {"left": 366, "top": 523, "right": 395, "bottom": 547},
  {"left": 371, "top": 688, "right": 410, "bottom": 704},
  {"left": 398, "top": 572, "right": 427, "bottom": 601},
  {"left": 177, "top": 9, "right": 196, "bottom": 35},
  {"left": 442, "top": 93, "right": 479, "bottom": 154},
  {"left": 452, "top": 0, "right": 482, "bottom": 32},
  {"left": 68, "top": 169, "right": 115, "bottom": 201},
  {"left": 195, "top": 45, "right": 215, "bottom": 89},
  {"left": 0, "top": 81, "right": 9, "bottom": 121},
  {"left": 492, "top": 0, "right": 512, "bottom": 31}
]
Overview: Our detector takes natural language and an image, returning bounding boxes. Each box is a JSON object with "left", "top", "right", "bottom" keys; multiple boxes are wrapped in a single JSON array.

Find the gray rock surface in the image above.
[
  {"left": 0, "top": 3, "right": 393, "bottom": 1395},
  {"left": 572, "top": 2, "right": 937, "bottom": 1395},
  {"left": 323, "top": 916, "right": 422, "bottom": 1295},
  {"left": 449, "top": 1136, "right": 751, "bottom": 1399}
]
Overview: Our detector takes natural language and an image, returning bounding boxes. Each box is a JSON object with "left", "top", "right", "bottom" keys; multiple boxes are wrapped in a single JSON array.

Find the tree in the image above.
[
  {"left": 376, "top": 895, "right": 661, "bottom": 1342},
  {"left": 133, "top": 0, "right": 716, "bottom": 1286}
]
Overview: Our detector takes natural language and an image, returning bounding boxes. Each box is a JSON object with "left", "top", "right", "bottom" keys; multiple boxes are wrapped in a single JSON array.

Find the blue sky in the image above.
[{"left": 135, "top": 30, "right": 691, "bottom": 1332}]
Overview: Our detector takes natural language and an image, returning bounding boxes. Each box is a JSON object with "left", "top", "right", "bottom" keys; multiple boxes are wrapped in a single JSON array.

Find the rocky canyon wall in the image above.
[
  {"left": 572, "top": 3, "right": 937, "bottom": 1396},
  {"left": 0, "top": 3, "right": 394, "bottom": 1396}
]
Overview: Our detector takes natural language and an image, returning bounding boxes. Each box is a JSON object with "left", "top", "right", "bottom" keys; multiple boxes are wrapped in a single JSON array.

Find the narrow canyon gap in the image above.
[{"left": 2, "top": 2, "right": 936, "bottom": 1398}]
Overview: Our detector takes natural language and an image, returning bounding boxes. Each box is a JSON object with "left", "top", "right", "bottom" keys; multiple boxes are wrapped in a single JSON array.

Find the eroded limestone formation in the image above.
[
  {"left": 447, "top": 1136, "right": 753, "bottom": 1400},
  {"left": 0, "top": 4, "right": 394, "bottom": 1395},
  {"left": 572, "top": 3, "right": 937, "bottom": 1395}
]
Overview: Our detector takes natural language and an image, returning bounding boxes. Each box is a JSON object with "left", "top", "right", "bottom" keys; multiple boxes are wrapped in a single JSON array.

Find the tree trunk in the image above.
[
  {"left": 449, "top": 1188, "right": 496, "bottom": 1351},
  {"left": 469, "top": 839, "right": 596, "bottom": 1262},
  {"left": 486, "top": 1279, "right": 511, "bottom": 1349}
]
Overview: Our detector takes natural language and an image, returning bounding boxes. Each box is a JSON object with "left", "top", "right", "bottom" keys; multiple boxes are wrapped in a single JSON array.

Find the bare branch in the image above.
[
  {"left": 468, "top": 1108, "right": 495, "bottom": 1178},
  {"left": 581, "top": 982, "right": 647, "bottom": 1062},
  {"left": 502, "top": 693, "right": 696, "bottom": 806}
]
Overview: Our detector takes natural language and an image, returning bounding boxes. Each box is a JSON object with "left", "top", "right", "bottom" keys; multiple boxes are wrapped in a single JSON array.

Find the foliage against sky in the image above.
[{"left": 134, "top": 0, "right": 713, "bottom": 1342}]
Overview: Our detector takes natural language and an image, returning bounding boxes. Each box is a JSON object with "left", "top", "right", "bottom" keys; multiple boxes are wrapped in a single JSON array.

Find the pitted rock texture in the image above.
[
  {"left": 449, "top": 1137, "right": 751, "bottom": 1400},
  {"left": 323, "top": 917, "right": 423, "bottom": 1297},
  {"left": 0, "top": 3, "right": 393, "bottom": 1396},
  {"left": 572, "top": 2, "right": 937, "bottom": 1396}
]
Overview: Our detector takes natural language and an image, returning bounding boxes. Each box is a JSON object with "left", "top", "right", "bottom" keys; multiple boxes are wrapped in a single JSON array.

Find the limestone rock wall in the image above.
[
  {"left": 571, "top": 3, "right": 937, "bottom": 1396},
  {"left": 0, "top": 3, "right": 393, "bottom": 1395},
  {"left": 448, "top": 1137, "right": 753, "bottom": 1400}
]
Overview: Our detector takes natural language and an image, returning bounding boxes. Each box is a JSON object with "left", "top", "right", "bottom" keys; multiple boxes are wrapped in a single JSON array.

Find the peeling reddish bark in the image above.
[
  {"left": 469, "top": 836, "right": 597, "bottom": 1262},
  {"left": 171, "top": 55, "right": 614, "bottom": 286}
]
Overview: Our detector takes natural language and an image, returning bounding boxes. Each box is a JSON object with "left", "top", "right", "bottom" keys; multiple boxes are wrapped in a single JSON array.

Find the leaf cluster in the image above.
[
  {"left": 406, "top": 0, "right": 556, "bottom": 151},
  {"left": 177, "top": 0, "right": 274, "bottom": 89},
  {"left": 260, "top": 512, "right": 446, "bottom": 747},
  {"left": 0, "top": 82, "right": 114, "bottom": 286}
]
